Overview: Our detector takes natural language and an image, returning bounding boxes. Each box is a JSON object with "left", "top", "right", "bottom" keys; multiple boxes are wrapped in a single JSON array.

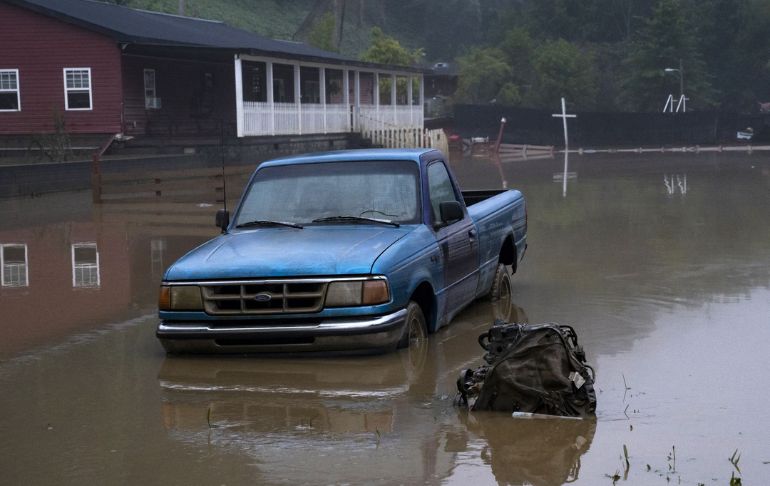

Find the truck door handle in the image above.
[{"left": 468, "top": 229, "right": 477, "bottom": 239}]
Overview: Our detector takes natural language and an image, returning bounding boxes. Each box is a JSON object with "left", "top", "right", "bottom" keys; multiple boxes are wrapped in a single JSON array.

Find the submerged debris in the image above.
[{"left": 457, "top": 321, "right": 597, "bottom": 417}]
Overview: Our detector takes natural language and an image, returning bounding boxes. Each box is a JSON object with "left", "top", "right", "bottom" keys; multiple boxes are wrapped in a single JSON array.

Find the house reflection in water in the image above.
[
  {"left": 1, "top": 243, "right": 29, "bottom": 287},
  {"left": 0, "top": 213, "right": 215, "bottom": 356},
  {"left": 71, "top": 242, "right": 100, "bottom": 288}
]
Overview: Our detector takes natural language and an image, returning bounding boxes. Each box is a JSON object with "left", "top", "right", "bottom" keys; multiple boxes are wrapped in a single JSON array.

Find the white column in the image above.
[
  {"left": 343, "top": 69, "right": 351, "bottom": 131},
  {"left": 374, "top": 72, "right": 380, "bottom": 129},
  {"left": 320, "top": 67, "right": 327, "bottom": 134},
  {"left": 391, "top": 74, "right": 397, "bottom": 127},
  {"left": 266, "top": 60, "right": 274, "bottom": 136},
  {"left": 419, "top": 75, "right": 425, "bottom": 128},
  {"left": 408, "top": 75, "right": 413, "bottom": 127},
  {"left": 294, "top": 63, "right": 301, "bottom": 135},
  {"left": 354, "top": 71, "right": 361, "bottom": 132},
  {"left": 353, "top": 71, "right": 360, "bottom": 105},
  {"left": 234, "top": 55, "right": 244, "bottom": 137}
]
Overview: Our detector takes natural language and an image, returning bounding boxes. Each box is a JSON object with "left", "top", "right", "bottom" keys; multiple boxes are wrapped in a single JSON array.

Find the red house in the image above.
[{"left": 0, "top": 0, "right": 425, "bottom": 143}]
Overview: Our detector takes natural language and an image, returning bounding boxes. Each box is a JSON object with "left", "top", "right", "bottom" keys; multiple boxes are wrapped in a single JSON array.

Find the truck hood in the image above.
[{"left": 165, "top": 226, "right": 413, "bottom": 280}]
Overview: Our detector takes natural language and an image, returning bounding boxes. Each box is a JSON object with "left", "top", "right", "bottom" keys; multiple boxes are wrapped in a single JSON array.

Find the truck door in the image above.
[{"left": 427, "top": 161, "right": 480, "bottom": 316}]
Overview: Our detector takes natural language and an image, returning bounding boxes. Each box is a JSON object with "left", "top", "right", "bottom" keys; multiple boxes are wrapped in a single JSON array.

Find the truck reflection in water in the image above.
[
  {"left": 155, "top": 296, "right": 593, "bottom": 485},
  {"left": 156, "top": 341, "right": 441, "bottom": 483}
]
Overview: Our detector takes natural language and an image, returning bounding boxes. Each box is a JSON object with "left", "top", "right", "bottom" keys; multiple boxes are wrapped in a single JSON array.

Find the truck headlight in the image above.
[
  {"left": 325, "top": 279, "right": 390, "bottom": 307},
  {"left": 159, "top": 285, "right": 204, "bottom": 311}
]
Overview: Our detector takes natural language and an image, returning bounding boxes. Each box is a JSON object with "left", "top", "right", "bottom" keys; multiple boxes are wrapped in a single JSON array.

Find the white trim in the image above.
[
  {"left": 343, "top": 68, "right": 350, "bottom": 131},
  {"left": 237, "top": 53, "right": 419, "bottom": 78},
  {"left": 63, "top": 67, "right": 93, "bottom": 111},
  {"left": 294, "top": 63, "right": 301, "bottom": 135},
  {"left": 408, "top": 76, "right": 413, "bottom": 124},
  {"left": 234, "top": 56, "right": 244, "bottom": 137},
  {"left": 0, "top": 69, "right": 21, "bottom": 112},
  {"left": 234, "top": 54, "right": 425, "bottom": 137},
  {"left": 319, "top": 67, "right": 326, "bottom": 133},
  {"left": 1, "top": 243, "right": 29, "bottom": 287},
  {"left": 374, "top": 72, "right": 380, "bottom": 110},
  {"left": 71, "top": 242, "right": 100, "bottom": 288},
  {"left": 266, "top": 60, "right": 275, "bottom": 135},
  {"left": 419, "top": 75, "right": 425, "bottom": 107},
  {"left": 143, "top": 68, "right": 159, "bottom": 109},
  {"left": 353, "top": 71, "right": 360, "bottom": 106}
]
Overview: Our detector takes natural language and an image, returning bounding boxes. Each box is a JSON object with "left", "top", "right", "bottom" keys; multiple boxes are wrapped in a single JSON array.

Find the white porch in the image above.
[{"left": 234, "top": 55, "right": 424, "bottom": 138}]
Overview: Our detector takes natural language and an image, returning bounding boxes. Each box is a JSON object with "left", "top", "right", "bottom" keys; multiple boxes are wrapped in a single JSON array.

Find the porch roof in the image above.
[{"left": 8, "top": 0, "right": 426, "bottom": 74}]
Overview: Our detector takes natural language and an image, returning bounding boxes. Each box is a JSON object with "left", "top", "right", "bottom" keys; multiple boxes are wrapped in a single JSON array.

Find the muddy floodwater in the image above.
[{"left": 1, "top": 152, "right": 769, "bottom": 485}]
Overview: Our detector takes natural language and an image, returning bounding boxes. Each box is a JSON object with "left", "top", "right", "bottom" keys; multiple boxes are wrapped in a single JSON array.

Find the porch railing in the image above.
[{"left": 242, "top": 102, "right": 422, "bottom": 137}]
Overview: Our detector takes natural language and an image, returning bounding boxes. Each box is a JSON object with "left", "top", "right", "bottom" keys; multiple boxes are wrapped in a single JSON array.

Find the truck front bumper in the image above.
[{"left": 156, "top": 308, "right": 407, "bottom": 354}]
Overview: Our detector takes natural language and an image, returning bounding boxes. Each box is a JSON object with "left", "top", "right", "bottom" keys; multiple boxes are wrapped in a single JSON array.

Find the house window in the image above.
[
  {"left": 1, "top": 244, "right": 28, "bottom": 287},
  {"left": 71, "top": 243, "right": 100, "bottom": 288},
  {"left": 272, "top": 63, "right": 295, "bottom": 103},
  {"left": 0, "top": 69, "right": 20, "bottom": 111},
  {"left": 64, "top": 68, "right": 92, "bottom": 110},
  {"left": 325, "top": 69, "right": 343, "bottom": 104},
  {"left": 242, "top": 61, "right": 267, "bottom": 102},
  {"left": 144, "top": 69, "right": 160, "bottom": 109},
  {"left": 300, "top": 66, "right": 320, "bottom": 104}
]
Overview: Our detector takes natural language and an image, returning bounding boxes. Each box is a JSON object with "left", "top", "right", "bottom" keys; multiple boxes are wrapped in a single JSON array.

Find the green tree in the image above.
[
  {"left": 360, "top": 27, "right": 423, "bottom": 66},
  {"left": 527, "top": 39, "right": 599, "bottom": 110},
  {"left": 454, "top": 47, "right": 512, "bottom": 103},
  {"left": 620, "top": 0, "right": 716, "bottom": 111},
  {"left": 738, "top": 0, "right": 770, "bottom": 109},
  {"left": 360, "top": 27, "right": 424, "bottom": 104},
  {"left": 307, "top": 12, "right": 338, "bottom": 52},
  {"left": 499, "top": 27, "right": 534, "bottom": 85}
]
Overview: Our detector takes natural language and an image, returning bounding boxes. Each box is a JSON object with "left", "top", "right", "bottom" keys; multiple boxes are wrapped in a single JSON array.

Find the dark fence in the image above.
[{"left": 452, "top": 104, "right": 770, "bottom": 147}]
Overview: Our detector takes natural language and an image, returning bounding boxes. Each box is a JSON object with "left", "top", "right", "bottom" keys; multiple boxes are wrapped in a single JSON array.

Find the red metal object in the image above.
[{"left": 493, "top": 117, "right": 507, "bottom": 154}]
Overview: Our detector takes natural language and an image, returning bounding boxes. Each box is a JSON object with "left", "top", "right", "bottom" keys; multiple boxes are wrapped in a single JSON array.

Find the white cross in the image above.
[{"left": 552, "top": 97, "right": 576, "bottom": 150}]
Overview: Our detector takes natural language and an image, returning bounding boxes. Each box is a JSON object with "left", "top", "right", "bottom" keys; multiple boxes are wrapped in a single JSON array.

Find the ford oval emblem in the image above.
[{"left": 254, "top": 292, "right": 272, "bottom": 303}]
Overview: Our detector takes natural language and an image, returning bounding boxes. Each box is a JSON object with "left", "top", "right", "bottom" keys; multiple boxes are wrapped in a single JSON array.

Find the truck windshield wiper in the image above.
[
  {"left": 235, "top": 219, "right": 304, "bottom": 229},
  {"left": 312, "top": 216, "right": 400, "bottom": 227}
]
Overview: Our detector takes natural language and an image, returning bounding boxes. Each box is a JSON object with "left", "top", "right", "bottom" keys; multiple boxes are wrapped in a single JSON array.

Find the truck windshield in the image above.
[{"left": 235, "top": 160, "right": 421, "bottom": 226}]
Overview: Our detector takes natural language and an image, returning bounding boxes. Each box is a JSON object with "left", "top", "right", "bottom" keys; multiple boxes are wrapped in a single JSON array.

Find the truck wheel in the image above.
[
  {"left": 397, "top": 301, "right": 427, "bottom": 349},
  {"left": 490, "top": 263, "right": 512, "bottom": 305}
]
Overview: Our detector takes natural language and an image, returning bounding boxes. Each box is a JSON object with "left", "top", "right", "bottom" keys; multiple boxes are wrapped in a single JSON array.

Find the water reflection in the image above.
[
  {"left": 1, "top": 243, "right": 28, "bottom": 287},
  {"left": 663, "top": 173, "right": 687, "bottom": 196},
  {"left": 156, "top": 300, "right": 495, "bottom": 482},
  {"left": 0, "top": 196, "right": 218, "bottom": 357},
  {"left": 1, "top": 153, "right": 770, "bottom": 484},
  {"left": 460, "top": 412, "right": 596, "bottom": 486},
  {"left": 71, "top": 242, "right": 100, "bottom": 288}
]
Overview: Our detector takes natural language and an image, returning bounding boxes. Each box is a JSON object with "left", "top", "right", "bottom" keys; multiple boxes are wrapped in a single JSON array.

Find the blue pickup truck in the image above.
[{"left": 157, "top": 149, "right": 526, "bottom": 354}]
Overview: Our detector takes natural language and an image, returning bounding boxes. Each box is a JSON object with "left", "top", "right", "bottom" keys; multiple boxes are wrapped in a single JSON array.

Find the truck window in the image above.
[
  {"left": 427, "top": 162, "right": 459, "bottom": 223},
  {"left": 236, "top": 160, "right": 421, "bottom": 225}
]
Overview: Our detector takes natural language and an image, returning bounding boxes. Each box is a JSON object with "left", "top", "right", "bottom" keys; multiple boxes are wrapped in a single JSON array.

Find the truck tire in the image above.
[
  {"left": 397, "top": 301, "right": 427, "bottom": 349},
  {"left": 490, "top": 263, "right": 512, "bottom": 304}
]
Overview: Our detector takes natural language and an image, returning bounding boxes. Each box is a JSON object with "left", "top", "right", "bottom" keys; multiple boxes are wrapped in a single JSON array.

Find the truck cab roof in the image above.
[{"left": 259, "top": 148, "right": 441, "bottom": 169}]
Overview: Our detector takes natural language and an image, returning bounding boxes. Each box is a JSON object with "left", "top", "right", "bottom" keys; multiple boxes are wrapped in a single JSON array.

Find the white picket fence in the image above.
[{"left": 362, "top": 127, "right": 448, "bottom": 151}]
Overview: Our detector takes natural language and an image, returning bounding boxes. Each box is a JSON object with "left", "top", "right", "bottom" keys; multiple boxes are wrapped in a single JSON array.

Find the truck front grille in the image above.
[{"left": 201, "top": 280, "right": 327, "bottom": 315}]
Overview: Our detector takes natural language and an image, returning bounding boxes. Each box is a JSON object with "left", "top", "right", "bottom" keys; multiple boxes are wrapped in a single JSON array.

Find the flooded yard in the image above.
[{"left": 1, "top": 152, "right": 769, "bottom": 485}]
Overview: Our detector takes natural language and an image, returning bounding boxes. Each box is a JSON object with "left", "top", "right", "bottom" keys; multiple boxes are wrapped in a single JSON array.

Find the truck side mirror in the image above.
[
  {"left": 215, "top": 209, "right": 230, "bottom": 232},
  {"left": 439, "top": 201, "right": 463, "bottom": 225}
]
